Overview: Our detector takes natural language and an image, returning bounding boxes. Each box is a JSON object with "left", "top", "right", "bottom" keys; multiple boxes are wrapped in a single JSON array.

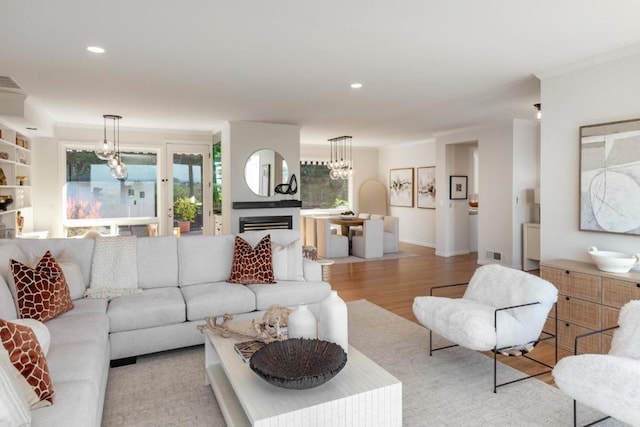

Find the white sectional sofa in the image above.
[{"left": 0, "top": 229, "right": 331, "bottom": 427}]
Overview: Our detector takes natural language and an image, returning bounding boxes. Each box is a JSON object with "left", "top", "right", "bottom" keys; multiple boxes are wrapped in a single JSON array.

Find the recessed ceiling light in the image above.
[
  {"left": 87, "top": 46, "right": 105, "bottom": 54},
  {"left": 350, "top": 83, "right": 363, "bottom": 89}
]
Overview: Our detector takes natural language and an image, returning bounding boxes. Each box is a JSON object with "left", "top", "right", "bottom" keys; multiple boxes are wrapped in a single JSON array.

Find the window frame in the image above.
[{"left": 60, "top": 141, "right": 164, "bottom": 236}]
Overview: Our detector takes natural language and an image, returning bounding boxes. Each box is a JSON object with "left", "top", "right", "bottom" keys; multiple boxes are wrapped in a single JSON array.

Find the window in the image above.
[
  {"left": 65, "top": 149, "right": 158, "bottom": 236},
  {"left": 300, "top": 161, "right": 348, "bottom": 209}
]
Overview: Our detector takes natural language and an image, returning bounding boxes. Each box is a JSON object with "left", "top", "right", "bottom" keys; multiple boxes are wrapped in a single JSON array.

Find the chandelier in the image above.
[
  {"left": 95, "top": 114, "right": 127, "bottom": 181},
  {"left": 327, "top": 135, "right": 353, "bottom": 180}
]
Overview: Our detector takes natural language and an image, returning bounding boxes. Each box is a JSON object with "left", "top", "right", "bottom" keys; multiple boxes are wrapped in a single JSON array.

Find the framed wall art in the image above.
[
  {"left": 416, "top": 166, "right": 436, "bottom": 209},
  {"left": 389, "top": 168, "right": 414, "bottom": 207},
  {"left": 449, "top": 175, "right": 468, "bottom": 200},
  {"left": 580, "top": 118, "right": 640, "bottom": 235}
]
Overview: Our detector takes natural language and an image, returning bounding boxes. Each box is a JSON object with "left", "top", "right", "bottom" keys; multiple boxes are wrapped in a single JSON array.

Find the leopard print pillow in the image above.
[
  {"left": 11, "top": 251, "right": 74, "bottom": 322},
  {"left": 0, "top": 318, "right": 54, "bottom": 407},
  {"left": 227, "top": 234, "right": 276, "bottom": 285}
]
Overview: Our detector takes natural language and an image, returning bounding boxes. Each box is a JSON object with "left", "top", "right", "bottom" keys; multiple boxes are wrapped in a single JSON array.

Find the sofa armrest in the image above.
[{"left": 302, "top": 258, "right": 322, "bottom": 281}]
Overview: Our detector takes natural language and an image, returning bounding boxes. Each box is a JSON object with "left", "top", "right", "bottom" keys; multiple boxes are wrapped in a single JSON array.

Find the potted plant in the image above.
[{"left": 174, "top": 197, "right": 197, "bottom": 233}]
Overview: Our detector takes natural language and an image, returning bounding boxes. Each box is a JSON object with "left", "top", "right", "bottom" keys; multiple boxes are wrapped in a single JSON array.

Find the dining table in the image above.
[{"left": 329, "top": 216, "right": 365, "bottom": 238}]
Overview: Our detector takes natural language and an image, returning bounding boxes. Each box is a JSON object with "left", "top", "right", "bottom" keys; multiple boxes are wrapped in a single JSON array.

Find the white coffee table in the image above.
[{"left": 204, "top": 328, "right": 402, "bottom": 427}]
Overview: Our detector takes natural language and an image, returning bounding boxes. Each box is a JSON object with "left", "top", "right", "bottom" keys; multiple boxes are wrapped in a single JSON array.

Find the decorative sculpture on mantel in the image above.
[{"left": 274, "top": 174, "right": 297, "bottom": 195}]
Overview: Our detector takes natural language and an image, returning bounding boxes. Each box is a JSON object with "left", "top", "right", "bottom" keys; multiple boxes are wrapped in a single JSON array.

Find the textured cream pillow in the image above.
[{"left": 0, "top": 347, "right": 35, "bottom": 424}]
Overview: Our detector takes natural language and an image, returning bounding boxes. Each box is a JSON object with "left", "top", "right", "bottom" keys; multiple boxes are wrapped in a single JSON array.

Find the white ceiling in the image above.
[{"left": 2, "top": 1, "right": 640, "bottom": 147}]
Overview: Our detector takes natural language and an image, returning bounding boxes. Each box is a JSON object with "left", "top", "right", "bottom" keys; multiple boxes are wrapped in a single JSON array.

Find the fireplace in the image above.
[{"left": 239, "top": 215, "right": 293, "bottom": 232}]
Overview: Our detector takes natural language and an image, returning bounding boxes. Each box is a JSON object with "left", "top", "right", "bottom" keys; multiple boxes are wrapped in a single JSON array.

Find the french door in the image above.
[{"left": 165, "top": 144, "right": 213, "bottom": 236}]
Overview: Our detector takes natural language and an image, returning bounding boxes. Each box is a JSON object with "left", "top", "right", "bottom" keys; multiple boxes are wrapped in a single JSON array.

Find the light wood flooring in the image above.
[{"left": 329, "top": 242, "right": 571, "bottom": 387}]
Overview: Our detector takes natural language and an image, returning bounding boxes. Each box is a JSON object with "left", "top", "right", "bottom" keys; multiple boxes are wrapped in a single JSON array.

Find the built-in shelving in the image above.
[{"left": 0, "top": 125, "right": 32, "bottom": 237}]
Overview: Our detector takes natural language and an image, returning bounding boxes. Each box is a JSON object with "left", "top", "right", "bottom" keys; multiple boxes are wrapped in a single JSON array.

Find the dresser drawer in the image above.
[
  {"left": 602, "top": 306, "right": 620, "bottom": 331},
  {"left": 541, "top": 267, "right": 601, "bottom": 302},
  {"left": 557, "top": 322, "right": 603, "bottom": 354},
  {"left": 602, "top": 278, "right": 640, "bottom": 308},
  {"left": 557, "top": 296, "right": 601, "bottom": 329}
]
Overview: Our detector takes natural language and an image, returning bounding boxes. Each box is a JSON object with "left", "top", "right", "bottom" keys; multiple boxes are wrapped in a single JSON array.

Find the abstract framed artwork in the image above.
[
  {"left": 416, "top": 166, "right": 436, "bottom": 209},
  {"left": 389, "top": 168, "right": 414, "bottom": 207},
  {"left": 449, "top": 175, "right": 468, "bottom": 200},
  {"left": 580, "top": 118, "right": 640, "bottom": 235}
]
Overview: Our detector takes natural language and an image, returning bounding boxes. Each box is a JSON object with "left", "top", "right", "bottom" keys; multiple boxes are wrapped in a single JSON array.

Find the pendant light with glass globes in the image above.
[
  {"left": 94, "top": 114, "right": 127, "bottom": 181},
  {"left": 327, "top": 135, "right": 353, "bottom": 180}
]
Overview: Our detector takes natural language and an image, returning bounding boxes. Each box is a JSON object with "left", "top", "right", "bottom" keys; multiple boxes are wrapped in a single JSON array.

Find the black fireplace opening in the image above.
[{"left": 239, "top": 216, "right": 293, "bottom": 232}]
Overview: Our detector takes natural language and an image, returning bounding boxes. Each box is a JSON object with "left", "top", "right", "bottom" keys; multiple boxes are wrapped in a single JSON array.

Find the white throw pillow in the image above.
[
  {"left": 272, "top": 240, "right": 305, "bottom": 281},
  {"left": 10, "top": 319, "right": 51, "bottom": 355},
  {"left": 0, "top": 348, "right": 33, "bottom": 426},
  {"left": 56, "top": 250, "right": 86, "bottom": 300},
  {"left": 238, "top": 230, "right": 305, "bottom": 281}
]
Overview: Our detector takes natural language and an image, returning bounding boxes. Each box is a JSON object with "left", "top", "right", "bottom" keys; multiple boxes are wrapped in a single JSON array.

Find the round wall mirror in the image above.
[{"left": 244, "top": 149, "right": 289, "bottom": 197}]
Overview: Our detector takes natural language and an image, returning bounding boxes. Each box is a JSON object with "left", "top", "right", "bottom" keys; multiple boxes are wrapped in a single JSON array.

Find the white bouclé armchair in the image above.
[
  {"left": 552, "top": 300, "right": 640, "bottom": 427},
  {"left": 413, "top": 264, "right": 558, "bottom": 392}
]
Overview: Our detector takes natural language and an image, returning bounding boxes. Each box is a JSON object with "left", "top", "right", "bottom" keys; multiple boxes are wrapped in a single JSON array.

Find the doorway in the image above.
[{"left": 165, "top": 144, "right": 213, "bottom": 236}]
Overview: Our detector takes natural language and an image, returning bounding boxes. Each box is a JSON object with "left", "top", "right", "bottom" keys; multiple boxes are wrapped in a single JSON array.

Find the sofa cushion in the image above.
[
  {"left": 137, "top": 236, "right": 179, "bottom": 289},
  {"left": 46, "top": 313, "right": 109, "bottom": 347},
  {"left": 0, "top": 243, "right": 27, "bottom": 310},
  {"left": 0, "top": 319, "right": 54, "bottom": 407},
  {"left": 108, "top": 287, "right": 186, "bottom": 332},
  {"left": 181, "top": 282, "right": 257, "bottom": 321},
  {"left": 178, "top": 235, "right": 235, "bottom": 287},
  {"left": 227, "top": 235, "right": 275, "bottom": 285},
  {"left": 31, "top": 380, "right": 99, "bottom": 427},
  {"left": 11, "top": 255, "right": 74, "bottom": 322},
  {"left": 0, "top": 274, "right": 17, "bottom": 320},
  {"left": 57, "top": 298, "right": 107, "bottom": 318},
  {"left": 46, "top": 341, "right": 107, "bottom": 388},
  {"left": 246, "top": 281, "right": 332, "bottom": 311}
]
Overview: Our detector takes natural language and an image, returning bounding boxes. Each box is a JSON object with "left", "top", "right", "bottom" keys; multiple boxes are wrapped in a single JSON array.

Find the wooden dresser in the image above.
[{"left": 540, "top": 259, "right": 640, "bottom": 354}]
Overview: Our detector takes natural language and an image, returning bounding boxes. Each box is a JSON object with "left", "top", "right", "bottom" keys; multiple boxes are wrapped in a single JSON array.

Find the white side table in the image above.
[{"left": 316, "top": 259, "right": 335, "bottom": 283}]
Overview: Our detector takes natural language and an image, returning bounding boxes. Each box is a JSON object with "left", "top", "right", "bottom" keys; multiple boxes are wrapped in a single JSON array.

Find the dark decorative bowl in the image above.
[{"left": 249, "top": 338, "right": 347, "bottom": 390}]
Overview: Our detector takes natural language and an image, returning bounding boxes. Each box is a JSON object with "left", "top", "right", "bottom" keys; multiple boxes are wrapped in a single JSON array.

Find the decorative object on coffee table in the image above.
[
  {"left": 198, "top": 304, "right": 291, "bottom": 343},
  {"left": 249, "top": 338, "right": 347, "bottom": 390},
  {"left": 319, "top": 290, "right": 348, "bottom": 353},
  {"left": 287, "top": 304, "right": 317, "bottom": 339}
]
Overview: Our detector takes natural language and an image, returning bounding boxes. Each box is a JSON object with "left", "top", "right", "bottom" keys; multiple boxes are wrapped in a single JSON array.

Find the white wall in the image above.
[
  {"left": 436, "top": 120, "right": 538, "bottom": 267},
  {"left": 222, "top": 121, "right": 301, "bottom": 235},
  {"left": 540, "top": 53, "right": 640, "bottom": 262},
  {"left": 378, "top": 140, "right": 436, "bottom": 247}
]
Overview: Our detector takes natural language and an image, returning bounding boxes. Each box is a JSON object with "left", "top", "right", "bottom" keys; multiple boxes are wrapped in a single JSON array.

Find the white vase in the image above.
[
  {"left": 287, "top": 304, "right": 317, "bottom": 339},
  {"left": 318, "top": 291, "right": 348, "bottom": 353}
]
